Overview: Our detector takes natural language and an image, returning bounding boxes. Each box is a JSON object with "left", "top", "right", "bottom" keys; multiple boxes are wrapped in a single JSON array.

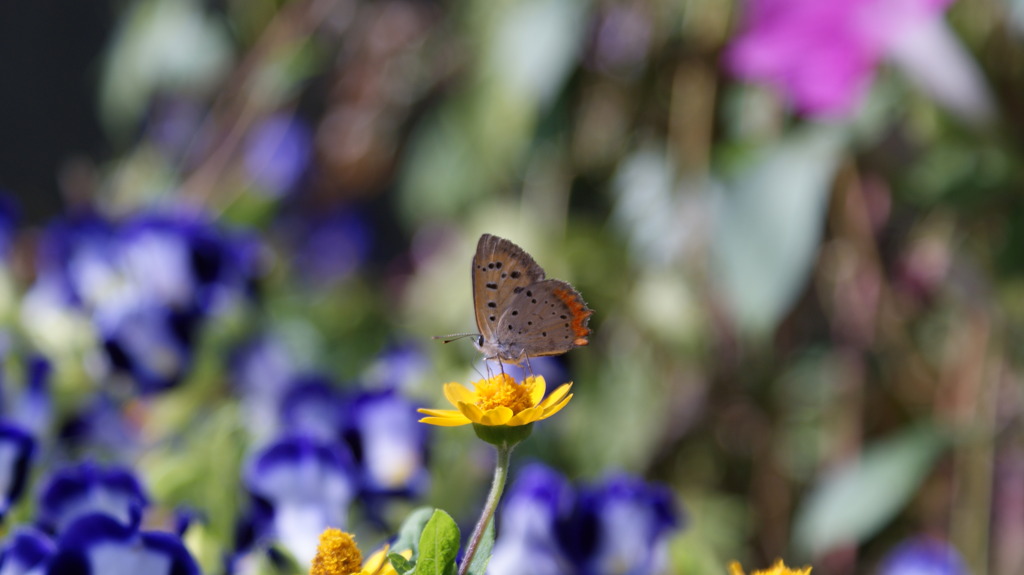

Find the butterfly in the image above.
[{"left": 463, "top": 234, "right": 593, "bottom": 365}]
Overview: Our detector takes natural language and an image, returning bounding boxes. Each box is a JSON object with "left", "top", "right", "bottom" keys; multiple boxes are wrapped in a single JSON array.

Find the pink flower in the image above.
[{"left": 726, "top": 0, "right": 954, "bottom": 118}]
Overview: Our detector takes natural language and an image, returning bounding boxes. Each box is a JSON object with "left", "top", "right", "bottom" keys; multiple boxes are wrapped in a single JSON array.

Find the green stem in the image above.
[{"left": 458, "top": 443, "right": 512, "bottom": 575}]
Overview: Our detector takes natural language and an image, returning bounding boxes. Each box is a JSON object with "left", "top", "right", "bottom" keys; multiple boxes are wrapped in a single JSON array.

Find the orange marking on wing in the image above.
[{"left": 553, "top": 288, "right": 592, "bottom": 341}]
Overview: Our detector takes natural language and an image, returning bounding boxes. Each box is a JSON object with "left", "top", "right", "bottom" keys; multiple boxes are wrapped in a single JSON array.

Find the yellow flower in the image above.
[
  {"left": 417, "top": 374, "right": 572, "bottom": 427},
  {"left": 310, "top": 528, "right": 403, "bottom": 575},
  {"left": 729, "top": 559, "right": 812, "bottom": 575}
]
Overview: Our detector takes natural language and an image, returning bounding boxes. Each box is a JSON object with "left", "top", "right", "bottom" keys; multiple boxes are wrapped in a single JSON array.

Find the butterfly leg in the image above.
[
  {"left": 524, "top": 354, "right": 535, "bottom": 377},
  {"left": 474, "top": 362, "right": 488, "bottom": 380}
]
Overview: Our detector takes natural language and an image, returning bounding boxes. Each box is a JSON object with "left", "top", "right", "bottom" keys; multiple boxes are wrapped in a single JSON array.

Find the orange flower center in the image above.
[
  {"left": 474, "top": 374, "right": 535, "bottom": 414},
  {"left": 311, "top": 528, "right": 363, "bottom": 575}
]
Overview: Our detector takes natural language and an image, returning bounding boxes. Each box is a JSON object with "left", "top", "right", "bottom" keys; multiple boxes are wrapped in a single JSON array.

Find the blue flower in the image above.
[
  {"left": 279, "top": 375, "right": 346, "bottom": 442},
  {"left": 37, "top": 462, "right": 148, "bottom": 534},
  {"left": 44, "top": 513, "right": 199, "bottom": 575},
  {"left": 0, "top": 194, "right": 19, "bottom": 257},
  {"left": 879, "top": 537, "right": 968, "bottom": 575},
  {"left": 99, "top": 302, "right": 197, "bottom": 393},
  {"left": 345, "top": 389, "right": 429, "bottom": 498},
  {"left": 57, "top": 394, "right": 141, "bottom": 461},
  {"left": 27, "top": 212, "right": 262, "bottom": 392},
  {"left": 290, "top": 209, "right": 371, "bottom": 287},
  {"left": 488, "top": 464, "right": 574, "bottom": 575},
  {"left": 108, "top": 213, "right": 261, "bottom": 320},
  {"left": 243, "top": 436, "right": 358, "bottom": 565},
  {"left": 230, "top": 335, "right": 301, "bottom": 444},
  {"left": 244, "top": 113, "right": 313, "bottom": 198},
  {"left": 0, "top": 421, "right": 36, "bottom": 520},
  {"left": 8, "top": 357, "right": 52, "bottom": 437},
  {"left": 564, "top": 474, "right": 681, "bottom": 575},
  {"left": 489, "top": 464, "right": 683, "bottom": 575},
  {"left": 364, "top": 343, "right": 428, "bottom": 390},
  {"left": 229, "top": 335, "right": 298, "bottom": 400},
  {"left": 0, "top": 526, "right": 55, "bottom": 575}
]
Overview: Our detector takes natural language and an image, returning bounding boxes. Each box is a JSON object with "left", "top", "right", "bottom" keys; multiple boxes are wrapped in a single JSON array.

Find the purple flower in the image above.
[
  {"left": 57, "top": 395, "right": 141, "bottom": 462},
  {"left": 35, "top": 211, "right": 261, "bottom": 321},
  {"left": 0, "top": 526, "right": 55, "bottom": 575},
  {"left": 345, "top": 389, "right": 429, "bottom": 497},
  {"left": 244, "top": 114, "right": 313, "bottom": 198},
  {"left": 242, "top": 436, "right": 358, "bottom": 564},
  {"left": 879, "top": 537, "right": 968, "bottom": 575},
  {"left": 99, "top": 303, "right": 196, "bottom": 393},
  {"left": 44, "top": 513, "right": 199, "bottom": 575},
  {"left": 565, "top": 474, "right": 681, "bottom": 575},
  {"left": 364, "top": 344, "right": 428, "bottom": 390},
  {"left": 230, "top": 335, "right": 299, "bottom": 443},
  {"left": 230, "top": 336, "right": 297, "bottom": 397},
  {"left": 2, "top": 357, "right": 52, "bottom": 438},
  {"left": 279, "top": 375, "right": 346, "bottom": 442},
  {"left": 726, "top": 0, "right": 953, "bottom": 118},
  {"left": 291, "top": 209, "right": 371, "bottom": 287},
  {"left": 0, "top": 194, "right": 19, "bottom": 258},
  {"left": 489, "top": 464, "right": 683, "bottom": 575},
  {"left": 37, "top": 462, "right": 148, "bottom": 535},
  {"left": 488, "top": 464, "right": 574, "bottom": 575},
  {"left": 28, "top": 212, "right": 262, "bottom": 392},
  {"left": 0, "top": 422, "right": 36, "bottom": 520}
]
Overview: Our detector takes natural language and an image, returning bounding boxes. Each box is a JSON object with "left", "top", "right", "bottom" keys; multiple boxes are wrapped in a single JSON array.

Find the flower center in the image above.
[
  {"left": 311, "top": 528, "right": 363, "bottom": 575},
  {"left": 474, "top": 374, "right": 535, "bottom": 414}
]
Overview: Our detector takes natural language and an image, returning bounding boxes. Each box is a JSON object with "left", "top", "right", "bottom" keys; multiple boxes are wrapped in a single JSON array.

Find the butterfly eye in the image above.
[{"left": 476, "top": 335, "right": 484, "bottom": 347}]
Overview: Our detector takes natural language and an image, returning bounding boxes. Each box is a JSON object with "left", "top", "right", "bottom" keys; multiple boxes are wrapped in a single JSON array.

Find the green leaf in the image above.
[
  {"left": 415, "top": 509, "right": 461, "bottom": 575},
  {"left": 389, "top": 553, "right": 415, "bottom": 575},
  {"left": 392, "top": 507, "right": 437, "bottom": 557},
  {"left": 465, "top": 517, "right": 495, "bottom": 575},
  {"left": 713, "top": 124, "right": 847, "bottom": 336},
  {"left": 793, "top": 423, "right": 949, "bottom": 556}
]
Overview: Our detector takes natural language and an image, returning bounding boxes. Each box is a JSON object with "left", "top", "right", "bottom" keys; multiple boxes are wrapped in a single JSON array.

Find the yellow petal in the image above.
[
  {"left": 363, "top": 545, "right": 389, "bottom": 572},
  {"left": 457, "top": 401, "right": 487, "bottom": 423},
  {"left": 525, "top": 376, "right": 547, "bottom": 405},
  {"left": 540, "top": 393, "right": 573, "bottom": 418},
  {"left": 538, "top": 383, "right": 572, "bottom": 409},
  {"left": 444, "top": 382, "right": 476, "bottom": 406},
  {"left": 417, "top": 408, "right": 463, "bottom": 418},
  {"left": 478, "top": 406, "right": 514, "bottom": 426},
  {"left": 419, "top": 416, "right": 471, "bottom": 427},
  {"left": 507, "top": 405, "right": 543, "bottom": 426}
]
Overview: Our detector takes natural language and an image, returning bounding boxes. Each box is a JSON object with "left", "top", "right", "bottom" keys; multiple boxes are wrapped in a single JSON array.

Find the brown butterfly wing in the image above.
[
  {"left": 493, "top": 279, "right": 593, "bottom": 360},
  {"left": 472, "top": 234, "right": 546, "bottom": 344}
]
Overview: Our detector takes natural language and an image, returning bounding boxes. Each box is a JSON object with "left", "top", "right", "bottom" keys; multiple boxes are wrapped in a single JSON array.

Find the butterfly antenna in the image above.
[{"left": 432, "top": 333, "right": 480, "bottom": 344}]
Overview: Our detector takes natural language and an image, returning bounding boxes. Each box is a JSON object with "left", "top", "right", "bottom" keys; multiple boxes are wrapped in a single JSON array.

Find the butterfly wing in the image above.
[
  {"left": 472, "top": 234, "right": 547, "bottom": 343},
  {"left": 493, "top": 279, "right": 593, "bottom": 360}
]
